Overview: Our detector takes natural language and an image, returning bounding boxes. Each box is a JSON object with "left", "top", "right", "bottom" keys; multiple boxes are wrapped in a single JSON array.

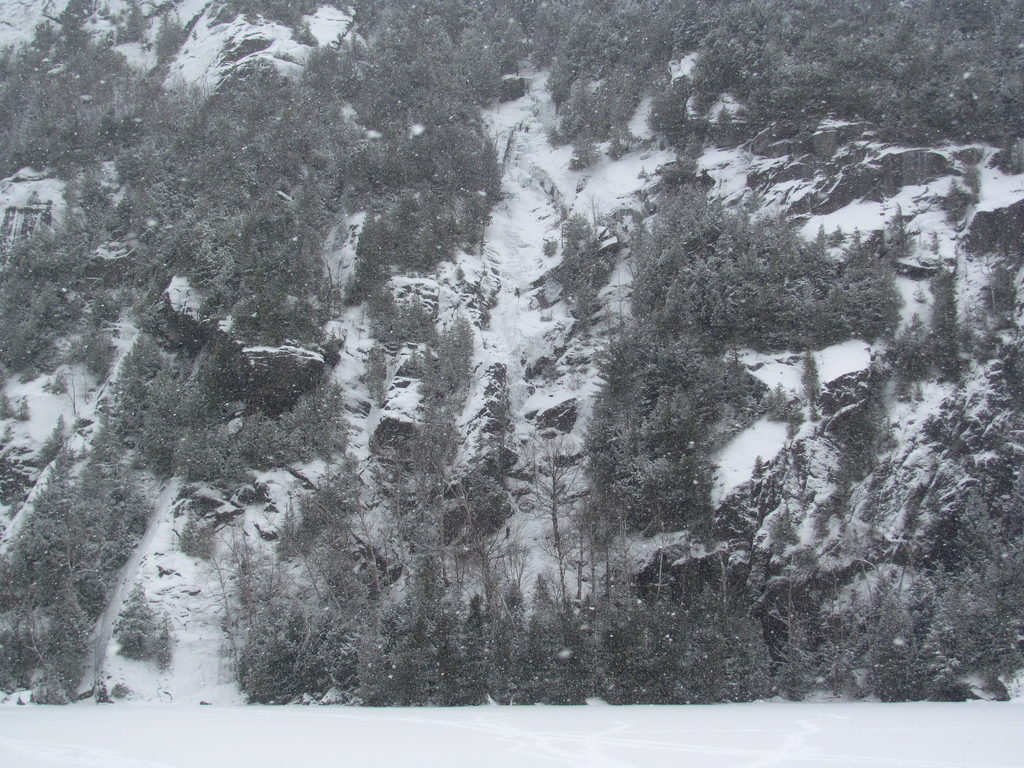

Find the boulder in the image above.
[
  {"left": 894, "top": 254, "right": 942, "bottom": 278},
  {"left": 238, "top": 344, "right": 327, "bottom": 414},
  {"left": 526, "top": 397, "right": 578, "bottom": 434},
  {"left": 499, "top": 76, "right": 528, "bottom": 102}
]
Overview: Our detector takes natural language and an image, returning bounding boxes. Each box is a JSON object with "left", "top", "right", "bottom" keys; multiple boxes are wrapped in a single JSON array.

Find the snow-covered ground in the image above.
[{"left": 1, "top": 701, "right": 1021, "bottom": 767}]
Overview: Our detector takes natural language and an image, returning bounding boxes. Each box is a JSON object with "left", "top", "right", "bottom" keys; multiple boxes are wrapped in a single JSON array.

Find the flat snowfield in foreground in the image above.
[{"left": 1, "top": 701, "right": 1022, "bottom": 767}]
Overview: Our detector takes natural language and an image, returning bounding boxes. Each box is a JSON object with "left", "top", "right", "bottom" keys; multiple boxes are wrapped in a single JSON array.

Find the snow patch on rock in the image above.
[
  {"left": 669, "top": 52, "right": 697, "bottom": 81},
  {"left": 302, "top": 5, "right": 354, "bottom": 47},
  {"left": 165, "top": 276, "right": 202, "bottom": 319},
  {"left": 713, "top": 418, "right": 788, "bottom": 505},
  {"left": 166, "top": 4, "right": 353, "bottom": 90}
]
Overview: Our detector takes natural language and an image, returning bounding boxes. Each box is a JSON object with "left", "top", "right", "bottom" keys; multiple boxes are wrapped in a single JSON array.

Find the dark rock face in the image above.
[
  {"left": 373, "top": 411, "right": 419, "bottom": 448},
  {"left": 966, "top": 198, "right": 1024, "bottom": 255},
  {"left": 237, "top": 344, "right": 327, "bottom": 414},
  {"left": 875, "top": 148, "right": 953, "bottom": 195},
  {"left": 156, "top": 278, "right": 330, "bottom": 414},
  {"left": 220, "top": 36, "right": 273, "bottom": 65},
  {"left": 655, "top": 160, "right": 716, "bottom": 192},
  {"left": 527, "top": 397, "right": 578, "bottom": 434},
  {"left": 746, "top": 125, "right": 955, "bottom": 218},
  {"left": 636, "top": 543, "right": 749, "bottom": 604},
  {"left": 202, "top": 335, "right": 328, "bottom": 414},
  {"left": 809, "top": 123, "right": 872, "bottom": 159},
  {"left": 810, "top": 162, "right": 882, "bottom": 214},
  {"left": 818, "top": 367, "right": 874, "bottom": 419},
  {"left": 499, "top": 76, "right": 527, "bottom": 102}
]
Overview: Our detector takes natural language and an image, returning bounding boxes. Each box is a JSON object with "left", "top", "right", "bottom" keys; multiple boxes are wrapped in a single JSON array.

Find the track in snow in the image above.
[{"left": 1, "top": 701, "right": 1021, "bottom": 768}]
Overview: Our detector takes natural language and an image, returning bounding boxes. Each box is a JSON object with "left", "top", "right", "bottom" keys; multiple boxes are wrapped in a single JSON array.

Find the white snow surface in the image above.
[
  {"left": 814, "top": 339, "right": 872, "bottom": 383},
  {"left": 738, "top": 351, "right": 805, "bottom": 396},
  {"left": 721, "top": 340, "right": 872, "bottom": 504},
  {"left": 0, "top": 168, "right": 64, "bottom": 211},
  {"left": 0, "top": 1, "right": 172, "bottom": 51},
  {"left": 738, "top": 339, "right": 874, "bottom": 395},
  {"left": 302, "top": 5, "right": 354, "bottom": 47},
  {"left": 164, "top": 276, "right": 201, "bottom": 318},
  {"left": 1, "top": 701, "right": 1022, "bottom": 767},
  {"left": 895, "top": 275, "right": 932, "bottom": 329},
  {"left": 0, "top": 316, "right": 139, "bottom": 548},
  {"left": 627, "top": 96, "right": 654, "bottom": 141},
  {"left": 90, "top": 481, "right": 245, "bottom": 706},
  {"left": 974, "top": 154, "right": 1024, "bottom": 213},
  {"left": 0, "top": 0, "right": 67, "bottom": 49},
  {"left": 669, "top": 52, "right": 698, "bottom": 81},
  {"left": 713, "top": 418, "right": 788, "bottom": 505},
  {"left": 113, "top": 42, "right": 157, "bottom": 71}
]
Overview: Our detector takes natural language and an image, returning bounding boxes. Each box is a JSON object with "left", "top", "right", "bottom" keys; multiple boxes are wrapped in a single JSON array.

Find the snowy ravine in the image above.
[
  {"left": 449, "top": 71, "right": 675, "bottom": 587},
  {"left": 1, "top": 700, "right": 1023, "bottom": 767}
]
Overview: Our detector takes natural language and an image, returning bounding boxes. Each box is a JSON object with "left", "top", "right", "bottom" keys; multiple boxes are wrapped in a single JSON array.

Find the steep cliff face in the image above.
[{"left": 647, "top": 118, "right": 1024, "bottom": 698}]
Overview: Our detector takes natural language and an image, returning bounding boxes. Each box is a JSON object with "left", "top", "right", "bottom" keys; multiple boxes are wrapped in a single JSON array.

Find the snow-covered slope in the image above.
[
  {"left": 0, "top": 1, "right": 356, "bottom": 85},
  {"left": 166, "top": 4, "right": 355, "bottom": 89},
  {"left": 0, "top": 0, "right": 68, "bottom": 49}
]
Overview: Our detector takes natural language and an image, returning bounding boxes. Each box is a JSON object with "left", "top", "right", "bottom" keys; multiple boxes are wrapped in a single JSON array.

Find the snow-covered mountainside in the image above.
[{"left": 2, "top": 0, "right": 1024, "bottom": 710}]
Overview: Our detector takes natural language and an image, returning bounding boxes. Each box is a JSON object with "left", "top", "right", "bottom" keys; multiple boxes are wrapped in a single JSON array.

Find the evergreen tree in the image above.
[
  {"left": 931, "top": 269, "right": 962, "bottom": 380},
  {"left": 35, "top": 585, "right": 90, "bottom": 703},
  {"left": 461, "top": 594, "right": 489, "bottom": 705},
  {"left": 866, "top": 586, "right": 925, "bottom": 701},
  {"left": 802, "top": 352, "right": 820, "bottom": 419},
  {"left": 114, "top": 584, "right": 161, "bottom": 661}
]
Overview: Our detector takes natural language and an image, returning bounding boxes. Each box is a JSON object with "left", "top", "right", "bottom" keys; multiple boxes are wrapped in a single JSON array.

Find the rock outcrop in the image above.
[
  {"left": 157, "top": 276, "right": 331, "bottom": 413},
  {"left": 967, "top": 198, "right": 1024, "bottom": 255}
]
